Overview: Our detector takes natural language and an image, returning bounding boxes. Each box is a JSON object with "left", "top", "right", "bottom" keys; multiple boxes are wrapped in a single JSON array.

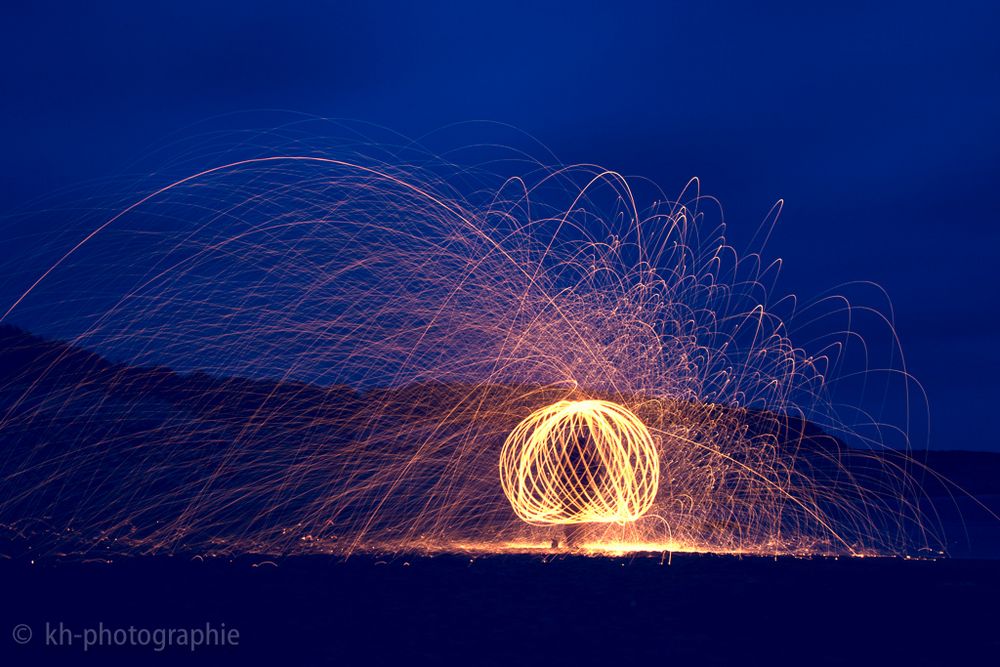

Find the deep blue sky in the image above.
[{"left": 2, "top": 1, "right": 998, "bottom": 450}]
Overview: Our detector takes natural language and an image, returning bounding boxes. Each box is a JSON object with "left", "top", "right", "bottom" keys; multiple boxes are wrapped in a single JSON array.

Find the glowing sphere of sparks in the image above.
[{"left": 499, "top": 400, "right": 660, "bottom": 526}]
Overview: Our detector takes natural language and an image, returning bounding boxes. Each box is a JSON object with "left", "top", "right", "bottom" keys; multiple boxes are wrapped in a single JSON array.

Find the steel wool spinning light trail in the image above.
[
  {"left": 0, "top": 141, "right": 942, "bottom": 558},
  {"left": 500, "top": 400, "right": 659, "bottom": 525}
]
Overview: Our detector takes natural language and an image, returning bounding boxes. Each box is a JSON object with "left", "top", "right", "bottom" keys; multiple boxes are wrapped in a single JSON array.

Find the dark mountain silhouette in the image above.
[{"left": 1, "top": 325, "right": 997, "bottom": 557}]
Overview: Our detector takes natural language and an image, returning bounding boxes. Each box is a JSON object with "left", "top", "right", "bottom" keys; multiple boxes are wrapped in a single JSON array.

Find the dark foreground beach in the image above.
[{"left": 1, "top": 551, "right": 998, "bottom": 666}]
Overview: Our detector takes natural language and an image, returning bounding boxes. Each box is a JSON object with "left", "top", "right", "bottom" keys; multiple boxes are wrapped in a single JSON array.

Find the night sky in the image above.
[{"left": 2, "top": 1, "right": 998, "bottom": 450}]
